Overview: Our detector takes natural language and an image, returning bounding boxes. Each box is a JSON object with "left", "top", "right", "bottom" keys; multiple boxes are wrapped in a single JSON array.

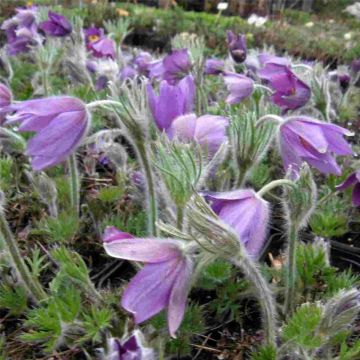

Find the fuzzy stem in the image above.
[
  {"left": 68, "top": 154, "right": 80, "bottom": 217},
  {"left": 236, "top": 163, "right": 248, "bottom": 188},
  {"left": 284, "top": 221, "right": 298, "bottom": 315},
  {"left": 86, "top": 100, "right": 121, "bottom": 110},
  {"left": 176, "top": 205, "right": 184, "bottom": 231},
  {"left": 291, "top": 63, "right": 313, "bottom": 72},
  {"left": 254, "top": 84, "right": 274, "bottom": 94},
  {"left": 0, "top": 209, "right": 46, "bottom": 302},
  {"left": 231, "top": 253, "right": 277, "bottom": 346},
  {"left": 257, "top": 179, "right": 295, "bottom": 197},
  {"left": 135, "top": 140, "right": 158, "bottom": 236},
  {"left": 256, "top": 114, "right": 284, "bottom": 128}
]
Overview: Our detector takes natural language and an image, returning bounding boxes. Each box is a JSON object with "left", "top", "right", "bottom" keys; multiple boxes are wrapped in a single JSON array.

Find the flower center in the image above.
[{"left": 88, "top": 35, "right": 100, "bottom": 43}]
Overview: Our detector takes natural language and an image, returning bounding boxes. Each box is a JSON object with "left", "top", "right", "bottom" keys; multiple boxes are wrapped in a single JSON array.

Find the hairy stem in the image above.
[
  {"left": 68, "top": 154, "right": 80, "bottom": 217},
  {"left": 0, "top": 209, "right": 46, "bottom": 302},
  {"left": 231, "top": 253, "right": 277, "bottom": 346},
  {"left": 284, "top": 222, "right": 298, "bottom": 315},
  {"left": 176, "top": 204, "right": 184, "bottom": 231}
]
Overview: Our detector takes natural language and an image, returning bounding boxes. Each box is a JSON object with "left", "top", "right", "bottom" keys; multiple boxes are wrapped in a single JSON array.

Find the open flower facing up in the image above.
[
  {"left": 336, "top": 170, "right": 360, "bottom": 206},
  {"left": 147, "top": 75, "right": 195, "bottom": 132},
  {"left": 279, "top": 116, "right": 353, "bottom": 176},
  {"left": 226, "top": 30, "right": 247, "bottom": 63},
  {"left": 201, "top": 189, "right": 269, "bottom": 258},
  {"left": 5, "top": 96, "right": 89, "bottom": 170},
  {"left": 104, "top": 331, "right": 155, "bottom": 360},
  {"left": 39, "top": 11, "right": 72, "bottom": 37},
  {"left": 84, "top": 26, "right": 115, "bottom": 59},
  {"left": 223, "top": 72, "right": 254, "bottom": 104},
  {"left": 103, "top": 227, "right": 193, "bottom": 337},
  {"left": 169, "top": 113, "right": 229, "bottom": 154},
  {"left": 162, "top": 49, "right": 191, "bottom": 84},
  {"left": 259, "top": 63, "right": 310, "bottom": 112},
  {"left": 0, "top": 84, "right": 12, "bottom": 124},
  {"left": 204, "top": 58, "right": 225, "bottom": 75}
]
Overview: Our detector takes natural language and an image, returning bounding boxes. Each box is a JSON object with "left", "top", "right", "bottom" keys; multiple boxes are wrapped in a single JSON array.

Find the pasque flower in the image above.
[
  {"left": 259, "top": 63, "right": 310, "bottom": 112},
  {"left": 204, "top": 58, "right": 225, "bottom": 75},
  {"left": 147, "top": 75, "right": 195, "bottom": 132},
  {"left": 5, "top": 96, "right": 89, "bottom": 170},
  {"left": 162, "top": 49, "right": 191, "bottom": 84},
  {"left": 84, "top": 26, "right": 115, "bottom": 59},
  {"left": 105, "top": 331, "right": 155, "bottom": 360},
  {"left": 0, "top": 84, "right": 12, "bottom": 124},
  {"left": 38, "top": 11, "right": 72, "bottom": 37},
  {"left": 336, "top": 170, "right": 360, "bottom": 206},
  {"left": 226, "top": 30, "right": 247, "bottom": 63},
  {"left": 169, "top": 113, "right": 229, "bottom": 154},
  {"left": 201, "top": 189, "right": 269, "bottom": 258},
  {"left": 103, "top": 227, "right": 193, "bottom": 337},
  {"left": 223, "top": 72, "right": 254, "bottom": 104},
  {"left": 279, "top": 116, "right": 353, "bottom": 176}
]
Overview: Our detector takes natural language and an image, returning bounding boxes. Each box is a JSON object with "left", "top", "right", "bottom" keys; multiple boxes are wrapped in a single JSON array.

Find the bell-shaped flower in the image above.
[
  {"left": 226, "top": 30, "right": 247, "bottom": 63},
  {"left": 84, "top": 26, "right": 104, "bottom": 45},
  {"left": 201, "top": 189, "right": 269, "bottom": 258},
  {"left": 336, "top": 170, "right": 360, "bottom": 206},
  {"left": 162, "top": 49, "right": 191, "bottom": 84},
  {"left": 169, "top": 113, "right": 228, "bottom": 154},
  {"left": 147, "top": 75, "right": 195, "bottom": 132},
  {"left": 259, "top": 63, "right": 310, "bottom": 112},
  {"left": 279, "top": 116, "right": 353, "bottom": 176},
  {"left": 0, "top": 84, "right": 12, "bottom": 124},
  {"left": 103, "top": 227, "right": 193, "bottom": 338},
  {"left": 88, "top": 37, "right": 116, "bottom": 59},
  {"left": 258, "top": 53, "right": 290, "bottom": 68},
  {"left": 223, "top": 72, "right": 254, "bottom": 104},
  {"left": 104, "top": 331, "right": 155, "bottom": 360},
  {"left": 134, "top": 51, "right": 154, "bottom": 76},
  {"left": 204, "top": 58, "right": 225, "bottom": 75},
  {"left": 39, "top": 11, "right": 72, "bottom": 37},
  {"left": 5, "top": 96, "right": 89, "bottom": 170}
]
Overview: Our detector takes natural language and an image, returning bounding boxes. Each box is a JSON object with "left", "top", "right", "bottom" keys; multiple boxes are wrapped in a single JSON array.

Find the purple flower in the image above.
[
  {"left": 336, "top": 170, "right": 360, "bottom": 206},
  {"left": 201, "top": 189, "right": 269, "bottom": 258},
  {"left": 105, "top": 331, "right": 155, "bottom": 360},
  {"left": 0, "top": 84, "right": 12, "bottom": 124},
  {"left": 88, "top": 37, "right": 116, "bottom": 59},
  {"left": 162, "top": 49, "right": 191, "bottom": 84},
  {"left": 134, "top": 51, "right": 153, "bottom": 76},
  {"left": 338, "top": 74, "right": 351, "bottom": 93},
  {"left": 84, "top": 26, "right": 104, "bottom": 45},
  {"left": 223, "top": 72, "right": 254, "bottom": 104},
  {"left": 259, "top": 63, "right": 311, "bottom": 112},
  {"left": 169, "top": 113, "right": 229, "bottom": 154},
  {"left": 147, "top": 75, "right": 195, "bottom": 132},
  {"left": 119, "top": 66, "right": 137, "bottom": 81},
  {"left": 258, "top": 53, "right": 290, "bottom": 68},
  {"left": 279, "top": 116, "right": 353, "bottom": 176},
  {"left": 103, "top": 227, "right": 193, "bottom": 337},
  {"left": 95, "top": 75, "right": 109, "bottom": 91},
  {"left": 5, "top": 96, "right": 89, "bottom": 170},
  {"left": 351, "top": 58, "right": 360, "bottom": 73},
  {"left": 204, "top": 58, "right": 225, "bottom": 75},
  {"left": 227, "top": 30, "right": 247, "bottom": 63},
  {"left": 38, "top": 11, "right": 72, "bottom": 37}
]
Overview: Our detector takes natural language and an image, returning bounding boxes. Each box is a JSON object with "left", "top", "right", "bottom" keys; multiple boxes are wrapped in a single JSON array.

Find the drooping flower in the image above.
[
  {"left": 336, "top": 170, "right": 360, "bottom": 206},
  {"left": 0, "top": 84, "right": 12, "bottom": 124},
  {"left": 201, "top": 189, "right": 269, "bottom": 258},
  {"left": 223, "top": 72, "right": 254, "bottom": 104},
  {"left": 204, "top": 58, "right": 225, "bottom": 75},
  {"left": 134, "top": 51, "right": 153, "bottom": 76},
  {"left": 226, "top": 30, "right": 247, "bottom": 63},
  {"left": 279, "top": 116, "right": 353, "bottom": 176},
  {"left": 258, "top": 53, "right": 290, "bottom": 68},
  {"left": 147, "top": 75, "right": 195, "bottom": 132},
  {"left": 104, "top": 331, "right": 155, "bottom": 360},
  {"left": 169, "top": 113, "right": 228, "bottom": 154},
  {"left": 38, "top": 11, "right": 72, "bottom": 37},
  {"left": 103, "top": 227, "right": 193, "bottom": 337},
  {"left": 162, "top": 49, "right": 191, "bottom": 84},
  {"left": 5, "top": 96, "right": 89, "bottom": 170},
  {"left": 259, "top": 63, "right": 311, "bottom": 112}
]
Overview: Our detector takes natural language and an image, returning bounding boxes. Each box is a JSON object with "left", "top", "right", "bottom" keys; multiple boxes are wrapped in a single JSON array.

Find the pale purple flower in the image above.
[
  {"left": 38, "top": 11, "right": 72, "bottom": 37},
  {"left": 162, "top": 49, "right": 191, "bottom": 84},
  {"left": 259, "top": 63, "right": 310, "bottom": 112},
  {"left": 0, "top": 84, "right": 12, "bottom": 124},
  {"left": 223, "top": 72, "right": 254, "bottom": 104},
  {"left": 279, "top": 116, "right": 353, "bottom": 176},
  {"left": 5, "top": 96, "right": 89, "bottom": 170},
  {"left": 258, "top": 53, "right": 290, "bottom": 67},
  {"left": 351, "top": 58, "right": 360, "bottom": 73},
  {"left": 227, "top": 30, "right": 247, "bottom": 63},
  {"left": 88, "top": 37, "right": 116, "bottom": 59},
  {"left": 103, "top": 227, "right": 193, "bottom": 337},
  {"left": 120, "top": 66, "right": 137, "bottom": 81},
  {"left": 204, "top": 58, "right": 225, "bottom": 75},
  {"left": 105, "top": 331, "right": 155, "bottom": 360},
  {"left": 134, "top": 51, "right": 153, "bottom": 76},
  {"left": 147, "top": 75, "right": 195, "bottom": 132},
  {"left": 169, "top": 113, "right": 228, "bottom": 154},
  {"left": 201, "top": 189, "right": 269, "bottom": 258},
  {"left": 95, "top": 75, "right": 109, "bottom": 90},
  {"left": 336, "top": 170, "right": 360, "bottom": 206}
]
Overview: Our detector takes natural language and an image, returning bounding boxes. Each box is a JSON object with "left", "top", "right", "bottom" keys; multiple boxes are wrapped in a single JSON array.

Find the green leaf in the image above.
[
  {"left": 251, "top": 345, "right": 277, "bottom": 360},
  {"left": 0, "top": 284, "right": 28, "bottom": 316}
]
